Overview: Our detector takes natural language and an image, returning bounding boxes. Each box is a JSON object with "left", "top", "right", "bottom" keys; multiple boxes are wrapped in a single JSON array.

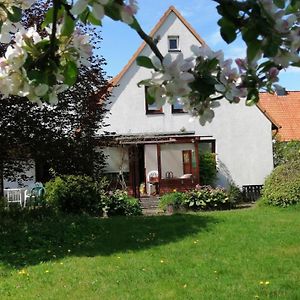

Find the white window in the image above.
[{"left": 168, "top": 36, "right": 179, "bottom": 51}]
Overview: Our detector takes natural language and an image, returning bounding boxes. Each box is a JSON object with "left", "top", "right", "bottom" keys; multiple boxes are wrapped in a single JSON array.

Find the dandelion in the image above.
[
  {"left": 259, "top": 281, "right": 264, "bottom": 285},
  {"left": 160, "top": 260, "right": 164, "bottom": 263},
  {"left": 117, "top": 256, "right": 121, "bottom": 259},
  {"left": 265, "top": 281, "right": 270, "bottom": 285},
  {"left": 60, "top": 262, "right": 64, "bottom": 265},
  {"left": 18, "top": 269, "right": 27, "bottom": 275},
  {"left": 183, "top": 284, "right": 187, "bottom": 288},
  {"left": 45, "top": 270, "right": 49, "bottom": 273}
]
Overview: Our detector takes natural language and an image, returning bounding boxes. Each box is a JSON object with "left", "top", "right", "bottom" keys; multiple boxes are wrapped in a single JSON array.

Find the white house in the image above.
[{"left": 101, "top": 6, "right": 277, "bottom": 197}]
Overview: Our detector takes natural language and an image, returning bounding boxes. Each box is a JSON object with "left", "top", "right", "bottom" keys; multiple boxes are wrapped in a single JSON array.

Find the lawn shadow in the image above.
[{"left": 0, "top": 210, "right": 218, "bottom": 269}]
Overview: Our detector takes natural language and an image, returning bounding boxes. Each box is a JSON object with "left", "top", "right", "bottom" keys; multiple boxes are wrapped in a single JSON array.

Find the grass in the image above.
[{"left": 0, "top": 205, "right": 300, "bottom": 299}]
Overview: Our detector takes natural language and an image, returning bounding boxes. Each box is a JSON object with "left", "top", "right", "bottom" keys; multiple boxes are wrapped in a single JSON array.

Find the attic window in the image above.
[
  {"left": 145, "top": 86, "right": 163, "bottom": 114},
  {"left": 168, "top": 36, "right": 180, "bottom": 52}
]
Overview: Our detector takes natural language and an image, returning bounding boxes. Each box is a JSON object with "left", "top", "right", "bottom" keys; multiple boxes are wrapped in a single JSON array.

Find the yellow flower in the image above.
[
  {"left": 265, "top": 281, "right": 270, "bottom": 285},
  {"left": 18, "top": 269, "right": 27, "bottom": 275},
  {"left": 259, "top": 281, "right": 264, "bottom": 285},
  {"left": 60, "top": 262, "right": 64, "bottom": 265},
  {"left": 117, "top": 256, "right": 121, "bottom": 259},
  {"left": 173, "top": 189, "right": 177, "bottom": 192},
  {"left": 160, "top": 260, "right": 164, "bottom": 263},
  {"left": 183, "top": 284, "right": 187, "bottom": 288},
  {"left": 45, "top": 270, "right": 49, "bottom": 273}
]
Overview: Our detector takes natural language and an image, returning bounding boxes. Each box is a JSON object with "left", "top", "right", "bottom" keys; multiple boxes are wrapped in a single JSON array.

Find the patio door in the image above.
[{"left": 129, "top": 145, "right": 145, "bottom": 198}]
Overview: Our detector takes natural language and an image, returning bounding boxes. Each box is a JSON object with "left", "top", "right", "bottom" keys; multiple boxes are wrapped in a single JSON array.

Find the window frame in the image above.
[
  {"left": 145, "top": 86, "right": 163, "bottom": 115},
  {"left": 168, "top": 35, "right": 180, "bottom": 52},
  {"left": 171, "top": 99, "right": 187, "bottom": 114}
]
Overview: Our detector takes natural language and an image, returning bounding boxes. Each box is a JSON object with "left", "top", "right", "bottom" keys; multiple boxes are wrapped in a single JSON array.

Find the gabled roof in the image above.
[
  {"left": 259, "top": 91, "right": 300, "bottom": 141},
  {"left": 111, "top": 5, "right": 206, "bottom": 86}
]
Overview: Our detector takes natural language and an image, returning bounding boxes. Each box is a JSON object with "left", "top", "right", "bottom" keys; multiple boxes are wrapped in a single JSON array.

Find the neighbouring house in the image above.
[
  {"left": 259, "top": 91, "right": 300, "bottom": 141},
  {"left": 100, "top": 6, "right": 277, "bottom": 197}
]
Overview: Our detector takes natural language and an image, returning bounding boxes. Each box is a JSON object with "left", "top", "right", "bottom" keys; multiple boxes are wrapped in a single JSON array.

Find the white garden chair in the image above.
[
  {"left": 147, "top": 170, "right": 159, "bottom": 196},
  {"left": 4, "top": 188, "right": 23, "bottom": 207}
]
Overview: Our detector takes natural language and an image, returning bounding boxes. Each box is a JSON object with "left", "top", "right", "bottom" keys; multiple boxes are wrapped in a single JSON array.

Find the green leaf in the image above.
[
  {"left": 136, "top": 56, "right": 155, "bottom": 69},
  {"left": 246, "top": 89, "right": 259, "bottom": 106},
  {"left": 42, "top": 7, "right": 64, "bottom": 28},
  {"left": 79, "top": 8, "right": 90, "bottom": 24},
  {"left": 88, "top": 13, "right": 102, "bottom": 26},
  {"left": 247, "top": 40, "right": 261, "bottom": 62},
  {"left": 273, "top": 0, "right": 285, "bottom": 8},
  {"left": 61, "top": 11, "right": 75, "bottom": 36},
  {"left": 218, "top": 17, "right": 237, "bottom": 44},
  {"left": 27, "top": 70, "right": 45, "bottom": 84},
  {"left": 7, "top": 6, "right": 22, "bottom": 22},
  {"left": 63, "top": 61, "right": 78, "bottom": 86},
  {"left": 145, "top": 88, "right": 155, "bottom": 105}
]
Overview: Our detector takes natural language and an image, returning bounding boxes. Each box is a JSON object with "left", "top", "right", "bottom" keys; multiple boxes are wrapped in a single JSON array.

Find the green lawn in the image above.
[{"left": 1, "top": 205, "right": 300, "bottom": 299}]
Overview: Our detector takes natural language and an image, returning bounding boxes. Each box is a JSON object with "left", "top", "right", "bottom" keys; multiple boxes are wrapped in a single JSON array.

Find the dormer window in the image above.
[{"left": 168, "top": 36, "right": 180, "bottom": 52}]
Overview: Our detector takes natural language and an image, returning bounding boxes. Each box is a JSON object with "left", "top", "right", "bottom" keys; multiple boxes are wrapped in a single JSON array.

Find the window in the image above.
[
  {"left": 145, "top": 86, "right": 163, "bottom": 114},
  {"left": 172, "top": 98, "right": 186, "bottom": 113},
  {"left": 199, "top": 140, "right": 216, "bottom": 154},
  {"left": 168, "top": 36, "right": 180, "bottom": 52}
]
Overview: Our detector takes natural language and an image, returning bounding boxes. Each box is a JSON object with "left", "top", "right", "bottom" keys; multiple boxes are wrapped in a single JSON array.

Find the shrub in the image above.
[
  {"left": 183, "top": 186, "right": 230, "bottom": 211},
  {"left": 0, "top": 197, "right": 7, "bottom": 212},
  {"left": 45, "top": 175, "right": 107, "bottom": 216},
  {"left": 199, "top": 153, "right": 217, "bottom": 186},
  {"left": 273, "top": 140, "right": 300, "bottom": 167},
  {"left": 261, "top": 160, "right": 300, "bottom": 207},
  {"left": 105, "top": 190, "right": 142, "bottom": 216},
  {"left": 159, "top": 192, "right": 185, "bottom": 211},
  {"left": 227, "top": 184, "right": 243, "bottom": 205}
]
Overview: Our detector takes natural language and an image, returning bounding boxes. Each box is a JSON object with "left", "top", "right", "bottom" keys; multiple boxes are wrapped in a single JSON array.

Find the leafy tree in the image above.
[
  {"left": 0, "top": 0, "right": 110, "bottom": 193},
  {"left": 273, "top": 140, "right": 300, "bottom": 167}
]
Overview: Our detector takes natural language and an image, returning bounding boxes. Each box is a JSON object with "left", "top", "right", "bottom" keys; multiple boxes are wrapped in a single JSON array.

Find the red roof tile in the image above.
[{"left": 259, "top": 91, "right": 300, "bottom": 141}]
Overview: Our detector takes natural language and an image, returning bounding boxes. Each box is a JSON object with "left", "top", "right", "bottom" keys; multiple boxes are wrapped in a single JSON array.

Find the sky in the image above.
[{"left": 99, "top": 0, "right": 300, "bottom": 91}]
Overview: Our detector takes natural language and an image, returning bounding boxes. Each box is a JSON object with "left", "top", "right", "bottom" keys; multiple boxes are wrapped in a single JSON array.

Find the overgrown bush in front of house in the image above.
[
  {"left": 227, "top": 183, "right": 243, "bottom": 205},
  {"left": 183, "top": 186, "right": 230, "bottom": 210},
  {"left": 158, "top": 192, "right": 185, "bottom": 211},
  {"left": 260, "top": 160, "right": 300, "bottom": 207},
  {"left": 105, "top": 189, "right": 142, "bottom": 216},
  {"left": 199, "top": 153, "right": 217, "bottom": 186},
  {"left": 273, "top": 140, "right": 300, "bottom": 167},
  {"left": 45, "top": 175, "right": 107, "bottom": 216}
]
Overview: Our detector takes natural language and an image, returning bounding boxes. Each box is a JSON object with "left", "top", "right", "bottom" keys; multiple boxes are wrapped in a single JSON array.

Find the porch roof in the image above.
[{"left": 105, "top": 131, "right": 213, "bottom": 145}]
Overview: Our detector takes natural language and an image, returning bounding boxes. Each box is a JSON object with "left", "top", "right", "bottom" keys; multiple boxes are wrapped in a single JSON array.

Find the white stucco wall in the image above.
[
  {"left": 102, "top": 11, "right": 274, "bottom": 187},
  {"left": 161, "top": 143, "right": 195, "bottom": 178},
  {"left": 144, "top": 145, "right": 157, "bottom": 178}
]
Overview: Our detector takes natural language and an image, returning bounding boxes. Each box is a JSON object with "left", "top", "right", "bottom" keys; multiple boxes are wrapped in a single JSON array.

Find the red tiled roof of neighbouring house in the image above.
[{"left": 259, "top": 91, "right": 300, "bottom": 141}]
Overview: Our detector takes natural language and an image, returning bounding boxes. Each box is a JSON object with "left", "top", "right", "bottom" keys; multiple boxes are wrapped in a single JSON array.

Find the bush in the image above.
[
  {"left": 183, "top": 186, "right": 230, "bottom": 211},
  {"left": 159, "top": 192, "right": 185, "bottom": 211},
  {"left": 199, "top": 153, "right": 217, "bottom": 186},
  {"left": 227, "top": 184, "right": 243, "bottom": 205},
  {"left": 105, "top": 190, "right": 142, "bottom": 216},
  {"left": 45, "top": 175, "right": 107, "bottom": 216},
  {"left": 273, "top": 140, "right": 300, "bottom": 167},
  {"left": 261, "top": 160, "right": 300, "bottom": 207},
  {"left": 0, "top": 197, "right": 7, "bottom": 212}
]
